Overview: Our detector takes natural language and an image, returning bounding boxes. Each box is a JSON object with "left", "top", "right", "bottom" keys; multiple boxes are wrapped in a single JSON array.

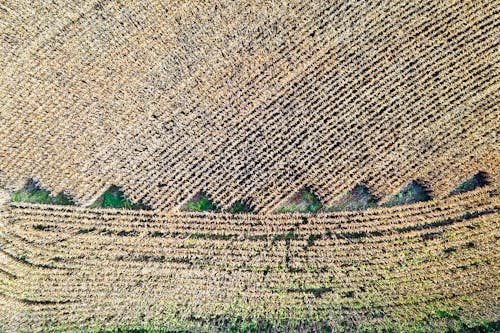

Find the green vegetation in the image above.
[
  {"left": 325, "top": 185, "right": 378, "bottom": 211},
  {"left": 183, "top": 191, "right": 220, "bottom": 212},
  {"left": 90, "top": 186, "right": 149, "bottom": 210},
  {"left": 272, "top": 231, "right": 298, "bottom": 242},
  {"left": 450, "top": 172, "right": 489, "bottom": 195},
  {"left": 434, "top": 309, "right": 458, "bottom": 319},
  {"left": 10, "top": 179, "right": 74, "bottom": 205},
  {"left": 79, "top": 320, "right": 500, "bottom": 333},
  {"left": 383, "top": 181, "right": 431, "bottom": 207},
  {"left": 182, "top": 195, "right": 252, "bottom": 213},
  {"left": 227, "top": 199, "right": 254, "bottom": 213},
  {"left": 275, "top": 187, "right": 322, "bottom": 213},
  {"left": 87, "top": 330, "right": 187, "bottom": 333}
]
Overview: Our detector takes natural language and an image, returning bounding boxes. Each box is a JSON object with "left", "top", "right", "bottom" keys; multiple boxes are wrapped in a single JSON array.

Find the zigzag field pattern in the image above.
[
  {"left": 0, "top": 0, "right": 499, "bottom": 332},
  {"left": 0, "top": 0, "right": 498, "bottom": 211},
  {"left": 0, "top": 188, "right": 498, "bottom": 332}
]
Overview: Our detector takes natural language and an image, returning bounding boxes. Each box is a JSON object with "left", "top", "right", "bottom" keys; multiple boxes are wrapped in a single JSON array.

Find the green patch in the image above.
[
  {"left": 90, "top": 186, "right": 149, "bottom": 210},
  {"left": 89, "top": 330, "right": 189, "bottom": 333},
  {"left": 434, "top": 309, "right": 459, "bottom": 319},
  {"left": 10, "top": 179, "right": 74, "bottom": 205},
  {"left": 272, "top": 231, "right": 298, "bottom": 242},
  {"left": 325, "top": 185, "right": 378, "bottom": 211},
  {"left": 246, "top": 234, "right": 269, "bottom": 241},
  {"left": 49, "top": 319, "right": 500, "bottom": 333},
  {"left": 183, "top": 191, "right": 220, "bottom": 212},
  {"left": 227, "top": 199, "right": 254, "bottom": 213},
  {"left": 382, "top": 181, "right": 431, "bottom": 207},
  {"left": 275, "top": 187, "right": 322, "bottom": 213},
  {"left": 450, "top": 172, "right": 489, "bottom": 195}
]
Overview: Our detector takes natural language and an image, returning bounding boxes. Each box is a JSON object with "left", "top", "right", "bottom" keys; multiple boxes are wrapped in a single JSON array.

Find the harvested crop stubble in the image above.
[
  {"left": 0, "top": 0, "right": 498, "bottom": 211},
  {"left": 0, "top": 188, "right": 499, "bottom": 332},
  {"left": 0, "top": 0, "right": 499, "bottom": 332}
]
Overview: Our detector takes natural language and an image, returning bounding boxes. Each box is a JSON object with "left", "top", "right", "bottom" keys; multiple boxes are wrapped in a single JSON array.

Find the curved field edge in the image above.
[{"left": 0, "top": 187, "right": 498, "bottom": 332}]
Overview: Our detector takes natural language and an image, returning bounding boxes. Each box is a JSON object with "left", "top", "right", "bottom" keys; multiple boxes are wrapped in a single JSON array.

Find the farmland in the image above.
[
  {"left": 0, "top": 187, "right": 498, "bottom": 332},
  {"left": 0, "top": 0, "right": 498, "bottom": 331},
  {"left": 0, "top": 0, "right": 498, "bottom": 212}
]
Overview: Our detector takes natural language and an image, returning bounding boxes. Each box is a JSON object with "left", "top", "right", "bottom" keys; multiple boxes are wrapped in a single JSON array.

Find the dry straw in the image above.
[
  {"left": 0, "top": 0, "right": 497, "bottom": 211},
  {"left": 0, "top": 188, "right": 498, "bottom": 331},
  {"left": 0, "top": 0, "right": 498, "bottom": 331}
]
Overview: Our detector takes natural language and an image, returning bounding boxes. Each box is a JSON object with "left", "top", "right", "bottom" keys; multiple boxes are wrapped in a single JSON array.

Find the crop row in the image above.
[
  {"left": 4, "top": 188, "right": 496, "bottom": 244},
  {"left": 1, "top": 189, "right": 497, "bottom": 332},
  {"left": 1, "top": 0, "right": 497, "bottom": 214}
]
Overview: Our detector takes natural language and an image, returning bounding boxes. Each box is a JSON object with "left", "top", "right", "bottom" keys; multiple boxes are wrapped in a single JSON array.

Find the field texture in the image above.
[
  {"left": 0, "top": 0, "right": 499, "bottom": 332},
  {"left": 0, "top": 0, "right": 498, "bottom": 211},
  {"left": 0, "top": 188, "right": 499, "bottom": 332}
]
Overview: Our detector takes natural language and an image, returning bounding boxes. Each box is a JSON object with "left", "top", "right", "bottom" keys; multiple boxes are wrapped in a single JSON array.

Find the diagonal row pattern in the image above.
[{"left": 0, "top": 0, "right": 498, "bottom": 212}]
